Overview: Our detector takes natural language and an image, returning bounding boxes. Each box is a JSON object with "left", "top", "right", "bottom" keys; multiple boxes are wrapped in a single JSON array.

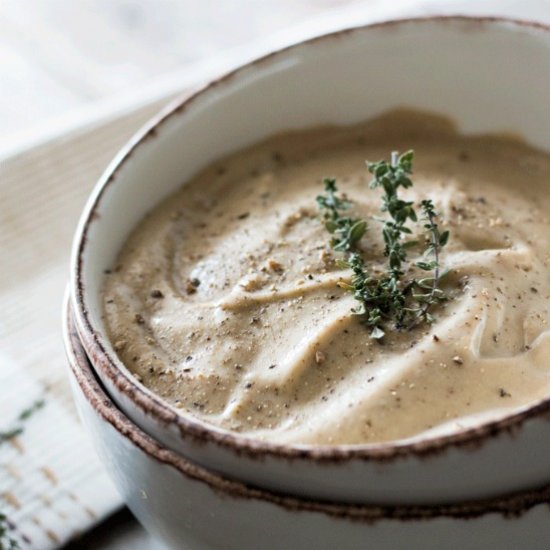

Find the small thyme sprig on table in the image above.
[
  {"left": 0, "top": 399, "right": 45, "bottom": 446},
  {"left": 316, "top": 151, "right": 450, "bottom": 339},
  {"left": 0, "top": 512, "right": 19, "bottom": 550},
  {"left": 0, "top": 399, "right": 44, "bottom": 550}
]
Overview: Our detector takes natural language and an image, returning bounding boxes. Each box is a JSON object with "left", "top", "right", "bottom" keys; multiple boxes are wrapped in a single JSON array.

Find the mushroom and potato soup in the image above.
[{"left": 103, "top": 110, "right": 550, "bottom": 445}]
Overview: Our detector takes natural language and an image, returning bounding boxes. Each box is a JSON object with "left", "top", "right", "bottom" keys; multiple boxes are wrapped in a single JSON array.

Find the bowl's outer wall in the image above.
[
  {"left": 64, "top": 307, "right": 550, "bottom": 550},
  {"left": 72, "top": 18, "right": 550, "bottom": 504},
  {"left": 70, "top": 369, "right": 550, "bottom": 550}
]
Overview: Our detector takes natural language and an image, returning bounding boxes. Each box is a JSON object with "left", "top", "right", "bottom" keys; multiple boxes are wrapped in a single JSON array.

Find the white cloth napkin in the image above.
[
  {"left": 0, "top": 99, "right": 170, "bottom": 549},
  {"left": 1, "top": 1, "right": 548, "bottom": 548}
]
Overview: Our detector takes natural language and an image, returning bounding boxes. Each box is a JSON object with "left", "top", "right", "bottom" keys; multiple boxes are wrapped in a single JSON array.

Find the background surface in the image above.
[
  {"left": 1, "top": 0, "right": 366, "bottom": 154},
  {"left": 1, "top": 1, "right": 548, "bottom": 548}
]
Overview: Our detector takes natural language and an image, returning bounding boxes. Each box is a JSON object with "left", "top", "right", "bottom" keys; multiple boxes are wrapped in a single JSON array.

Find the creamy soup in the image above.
[{"left": 103, "top": 110, "right": 550, "bottom": 445}]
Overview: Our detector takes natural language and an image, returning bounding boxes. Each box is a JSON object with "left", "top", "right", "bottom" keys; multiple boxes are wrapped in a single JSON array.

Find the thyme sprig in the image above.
[
  {"left": 407, "top": 199, "right": 449, "bottom": 328},
  {"left": 317, "top": 151, "right": 449, "bottom": 339},
  {"left": 316, "top": 178, "right": 367, "bottom": 252}
]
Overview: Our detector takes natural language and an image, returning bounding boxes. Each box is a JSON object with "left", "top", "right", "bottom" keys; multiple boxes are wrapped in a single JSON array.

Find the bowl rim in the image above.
[
  {"left": 71, "top": 15, "right": 550, "bottom": 463},
  {"left": 64, "top": 297, "right": 550, "bottom": 521}
]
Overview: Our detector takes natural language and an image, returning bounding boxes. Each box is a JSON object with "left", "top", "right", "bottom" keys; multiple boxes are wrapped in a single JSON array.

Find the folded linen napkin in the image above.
[
  {"left": 0, "top": 99, "right": 170, "bottom": 548},
  {"left": 1, "top": 0, "right": 548, "bottom": 548}
]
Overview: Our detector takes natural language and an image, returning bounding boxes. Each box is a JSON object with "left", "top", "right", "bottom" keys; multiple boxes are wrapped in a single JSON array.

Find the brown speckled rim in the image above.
[
  {"left": 63, "top": 298, "right": 550, "bottom": 521},
  {"left": 72, "top": 16, "right": 550, "bottom": 463}
]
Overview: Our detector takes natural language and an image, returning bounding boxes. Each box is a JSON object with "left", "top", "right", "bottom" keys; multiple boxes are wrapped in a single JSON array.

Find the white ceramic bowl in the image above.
[
  {"left": 63, "top": 301, "right": 550, "bottom": 550},
  {"left": 70, "top": 16, "right": 550, "bottom": 504}
]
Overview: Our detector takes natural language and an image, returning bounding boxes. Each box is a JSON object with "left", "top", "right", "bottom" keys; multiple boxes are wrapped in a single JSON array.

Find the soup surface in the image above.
[{"left": 103, "top": 110, "right": 550, "bottom": 445}]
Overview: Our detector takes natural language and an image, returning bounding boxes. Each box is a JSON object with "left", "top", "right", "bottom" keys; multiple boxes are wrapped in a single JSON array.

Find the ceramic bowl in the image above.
[
  {"left": 70, "top": 16, "right": 550, "bottom": 504},
  {"left": 63, "top": 300, "right": 550, "bottom": 550}
]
